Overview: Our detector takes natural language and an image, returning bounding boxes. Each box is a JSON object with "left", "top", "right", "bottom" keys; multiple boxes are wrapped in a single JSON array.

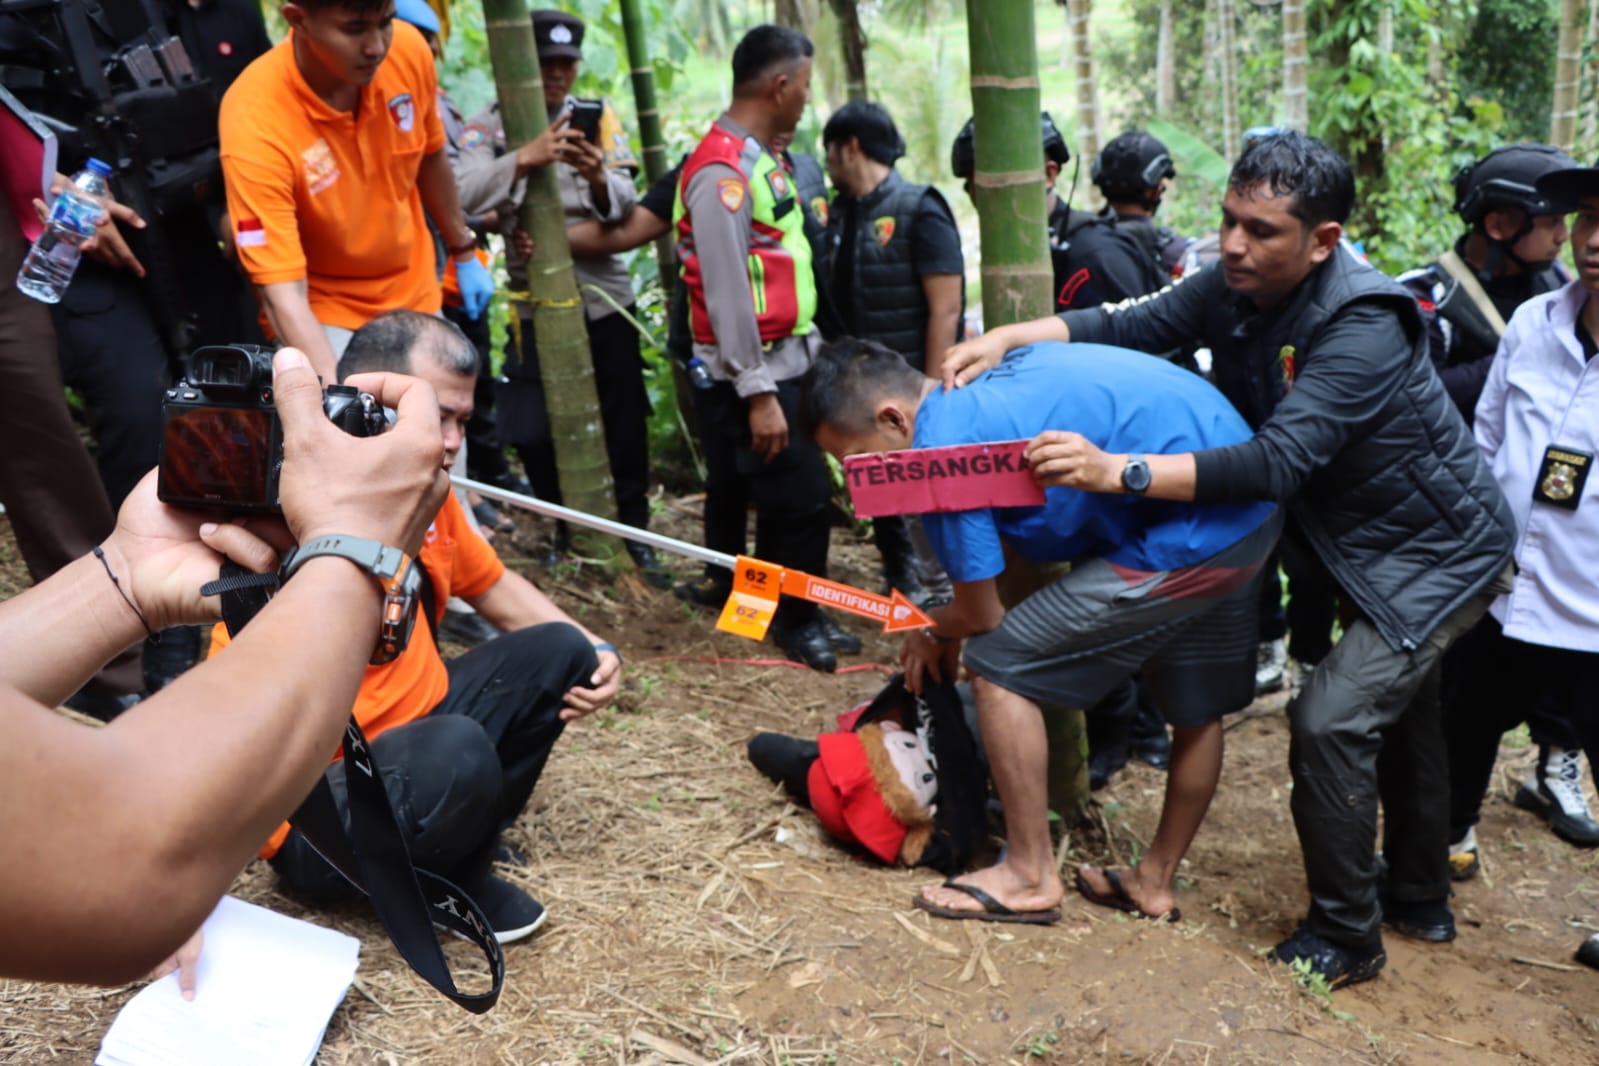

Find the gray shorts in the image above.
[{"left": 963, "top": 512, "right": 1282, "bottom": 728}]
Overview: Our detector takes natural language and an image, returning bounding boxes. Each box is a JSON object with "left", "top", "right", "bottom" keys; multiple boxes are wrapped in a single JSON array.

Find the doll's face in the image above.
[{"left": 880, "top": 721, "right": 937, "bottom": 809}]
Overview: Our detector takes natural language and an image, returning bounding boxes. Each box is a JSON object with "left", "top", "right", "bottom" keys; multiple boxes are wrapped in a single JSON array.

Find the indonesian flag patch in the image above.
[
  {"left": 717, "top": 177, "right": 746, "bottom": 213},
  {"left": 236, "top": 217, "right": 266, "bottom": 248}
]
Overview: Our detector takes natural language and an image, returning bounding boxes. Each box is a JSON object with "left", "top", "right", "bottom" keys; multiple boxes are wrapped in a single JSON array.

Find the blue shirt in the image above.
[{"left": 915, "top": 342, "right": 1275, "bottom": 582}]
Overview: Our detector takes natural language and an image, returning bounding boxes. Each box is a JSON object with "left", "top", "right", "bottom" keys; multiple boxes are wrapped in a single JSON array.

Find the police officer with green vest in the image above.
[{"left": 672, "top": 25, "right": 841, "bottom": 672}]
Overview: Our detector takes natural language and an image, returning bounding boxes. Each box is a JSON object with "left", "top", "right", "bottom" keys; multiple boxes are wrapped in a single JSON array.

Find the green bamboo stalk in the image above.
[
  {"left": 968, "top": 2, "right": 1086, "bottom": 824},
  {"left": 967, "top": 0, "right": 1054, "bottom": 329},
  {"left": 617, "top": 0, "right": 675, "bottom": 297},
  {"left": 480, "top": 0, "right": 620, "bottom": 557}
]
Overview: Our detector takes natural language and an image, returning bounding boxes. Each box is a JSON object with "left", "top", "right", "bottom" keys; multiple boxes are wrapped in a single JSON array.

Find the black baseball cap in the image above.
[
  {"left": 1536, "top": 158, "right": 1599, "bottom": 210},
  {"left": 531, "top": 9, "right": 584, "bottom": 61}
]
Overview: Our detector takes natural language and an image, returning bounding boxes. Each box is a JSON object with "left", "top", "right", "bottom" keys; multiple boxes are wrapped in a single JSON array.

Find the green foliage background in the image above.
[{"left": 256, "top": 0, "right": 1591, "bottom": 470}]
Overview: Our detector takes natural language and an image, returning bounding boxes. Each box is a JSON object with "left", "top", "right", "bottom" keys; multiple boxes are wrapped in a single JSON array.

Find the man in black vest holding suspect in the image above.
[{"left": 939, "top": 132, "right": 1516, "bottom": 989}]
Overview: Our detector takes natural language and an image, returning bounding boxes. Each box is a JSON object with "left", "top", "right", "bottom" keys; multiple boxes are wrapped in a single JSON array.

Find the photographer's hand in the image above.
[
  {"left": 277, "top": 349, "right": 449, "bottom": 554},
  {"left": 100, "top": 472, "right": 288, "bottom": 633}
]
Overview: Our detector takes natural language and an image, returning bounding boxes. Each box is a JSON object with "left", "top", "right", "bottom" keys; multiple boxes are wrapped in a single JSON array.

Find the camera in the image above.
[{"left": 157, "top": 344, "right": 388, "bottom": 514}]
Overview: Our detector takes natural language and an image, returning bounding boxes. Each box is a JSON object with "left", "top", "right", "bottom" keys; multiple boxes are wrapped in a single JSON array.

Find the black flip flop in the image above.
[
  {"left": 912, "top": 880, "right": 1062, "bottom": 925},
  {"left": 1074, "top": 867, "right": 1181, "bottom": 923}
]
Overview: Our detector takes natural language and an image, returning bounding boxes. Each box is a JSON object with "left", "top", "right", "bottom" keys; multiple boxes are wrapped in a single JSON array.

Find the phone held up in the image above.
[{"left": 566, "top": 98, "right": 603, "bottom": 145}]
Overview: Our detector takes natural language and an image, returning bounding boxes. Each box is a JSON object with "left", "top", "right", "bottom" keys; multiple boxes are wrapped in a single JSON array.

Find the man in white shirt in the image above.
[{"left": 1445, "top": 160, "right": 1599, "bottom": 890}]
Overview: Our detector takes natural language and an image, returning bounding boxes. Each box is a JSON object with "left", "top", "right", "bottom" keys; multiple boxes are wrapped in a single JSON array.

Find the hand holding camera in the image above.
[{"left": 122, "top": 346, "right": 446, "bottom": 634}]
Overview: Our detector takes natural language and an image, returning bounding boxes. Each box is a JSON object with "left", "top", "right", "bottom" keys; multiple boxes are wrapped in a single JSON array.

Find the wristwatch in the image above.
[
  {"left": 1121, "top": 454, "right": 1152, "bottom": 495},
  {"left": 279, "top": 535, "right": 422, "bottom": 665}
]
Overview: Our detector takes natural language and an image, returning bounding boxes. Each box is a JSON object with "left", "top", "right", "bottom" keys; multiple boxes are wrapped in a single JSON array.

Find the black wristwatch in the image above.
[
  {"left": 279, "top": 535, "right": 422, "bottom": 665},
  {"left": 1121, "top": 454, "right": 1152, "bottom": 495}
]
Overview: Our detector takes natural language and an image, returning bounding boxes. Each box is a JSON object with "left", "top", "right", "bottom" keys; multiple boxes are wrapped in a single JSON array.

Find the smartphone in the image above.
[{"left": 567, "top": 98, "right": 603, "bottom": 145}]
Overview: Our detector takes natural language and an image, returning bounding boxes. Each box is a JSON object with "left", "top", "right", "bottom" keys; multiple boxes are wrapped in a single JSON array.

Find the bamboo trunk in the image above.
[
  {"left": 1066, "top": 0, "right": 1100, "bottom": 204},
  {"left": 1217, "top": 0, "right": 1238, "bottom": 160},
  {"left": 1553, "top": 0, "right": 1583, "bottom": 150},
  {"left": 1282, "top": 0, "right": 1307, "bottom": 132},
  {"left": 1156, "top": 1, "right": 1176, "bottom": 118},
  {"left": 827, "top": 0, "right": 869, "bottom": 101},
  {"left": 480, "top": 0, "right": 620, "bottom": 555},
  {"left": 968, "top": 0, "right": 1087, "bottom": 826}
]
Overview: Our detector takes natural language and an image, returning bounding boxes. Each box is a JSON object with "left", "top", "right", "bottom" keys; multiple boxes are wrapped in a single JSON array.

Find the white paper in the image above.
[{"left": 97, "top": 895, "right": 361, "bottom": 1066}]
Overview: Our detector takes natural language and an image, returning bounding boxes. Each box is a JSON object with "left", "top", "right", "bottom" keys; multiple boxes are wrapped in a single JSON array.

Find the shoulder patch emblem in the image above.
[
  {"left": 461, "top": 125, "right": 487, "bottom": 150},
  {"left": 873, "top": 216, "right": 896, "bottom": 246},
  {"left": 810, "top": 196, "right": 829, "bottom": 226},
  {"left": 387, "top": 92, "right": 415, "bottom": 133},
  {"left": 1279, "top": 345, "right": 1296, "bottom": 392},
  {"left": 717, "top": 177, "right": 746, "bottom": 213},
  {"left": 765, "top": 167, "right": 791, "bottom": 201}
]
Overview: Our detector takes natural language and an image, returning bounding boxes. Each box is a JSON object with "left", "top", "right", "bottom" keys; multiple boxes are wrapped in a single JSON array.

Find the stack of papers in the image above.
[{"left": 97, "top": 896, "right": 361, "bottom": 1066}]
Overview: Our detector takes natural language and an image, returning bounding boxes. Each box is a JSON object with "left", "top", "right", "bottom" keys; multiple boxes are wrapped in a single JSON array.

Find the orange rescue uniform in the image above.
[
  {"left": 211, "top": 492, "right": 505, "bottom": 858},
  {"left": 219, "top": 20, "right": 445, "bottom": 331}
]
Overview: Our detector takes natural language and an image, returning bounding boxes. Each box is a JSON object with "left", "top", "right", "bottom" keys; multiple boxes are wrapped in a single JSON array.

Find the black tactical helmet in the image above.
[
  {"left": 951, "top": 111, "right": 1070, "bottom": 180},
  {"left": 1092, "top": 130, "right": 1176, "bottom": 199},
  {"left": 1453, "top": 144, "right": 1580, "bottom": 225}
]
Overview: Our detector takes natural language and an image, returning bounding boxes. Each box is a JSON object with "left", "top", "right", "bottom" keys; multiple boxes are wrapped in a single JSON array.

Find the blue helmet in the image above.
[{"left": 394, "top": 0, "right": 441, "bottom": 35}]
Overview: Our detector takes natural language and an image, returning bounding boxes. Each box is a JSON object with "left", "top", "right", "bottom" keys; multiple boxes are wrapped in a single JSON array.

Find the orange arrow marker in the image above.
[
  {"left": 781, "top": 571, "right": 934, "bottom": 633},
  {"left": 714, "top": 555, "right": 934, "bottom": 641}
]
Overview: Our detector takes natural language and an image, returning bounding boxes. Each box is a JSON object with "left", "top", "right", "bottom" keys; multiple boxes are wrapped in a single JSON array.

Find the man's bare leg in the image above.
[
  {"left": 919, "top": 674, "right": 1064, "bottom": 914},
  {"left": 1077, "top": 719, "right": 1222, "bottom": 917}
]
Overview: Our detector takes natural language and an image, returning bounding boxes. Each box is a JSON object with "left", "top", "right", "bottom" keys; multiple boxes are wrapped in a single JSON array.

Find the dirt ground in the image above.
[{"left": 3, "top": 496, "right": 1599, "bottom": 1066}]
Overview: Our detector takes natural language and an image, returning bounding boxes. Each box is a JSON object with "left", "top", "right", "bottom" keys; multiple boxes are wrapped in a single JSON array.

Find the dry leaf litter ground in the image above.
[{"left": 2, "top": 497, "right": 1598, "bottom": 1065}]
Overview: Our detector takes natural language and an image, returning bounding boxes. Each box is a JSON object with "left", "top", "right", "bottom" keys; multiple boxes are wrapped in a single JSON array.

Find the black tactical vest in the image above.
[{"left": 826, "top": 170, "right": 960, "bottom": 364}]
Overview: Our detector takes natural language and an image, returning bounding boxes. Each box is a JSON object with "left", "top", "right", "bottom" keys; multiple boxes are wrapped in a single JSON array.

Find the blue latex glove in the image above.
[{"left": 455, "top": 254, "right": 494, "bottom": 320}]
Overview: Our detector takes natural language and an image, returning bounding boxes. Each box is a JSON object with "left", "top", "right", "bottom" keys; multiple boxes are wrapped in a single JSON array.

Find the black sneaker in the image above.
[
  {"left": 770, "top": 617, "right": 838, "bottom": 673},
  {"left": 625, "top": 541, "right": 672, "bottom": 590},
  {"left": 1272, "top": 925, "right": 1386, "bottom": 988},
  {"left": 674, "top": 574, "right": 732, "bottom": 609},
  {"left": 1088, "top": 741, "right": 1128, "bottom": 791},
  {"left": 1379, "top": 894, "right": 1456, "bottom": 943},
  {"left": 1514, "top": 746, "right": 1599, "bottom": 846},
  {"left": 466, "top": 874, "right": 547, "bottom": 944},
  {"left": 817, "top": 613, "right": 862, "bottom": 655}
]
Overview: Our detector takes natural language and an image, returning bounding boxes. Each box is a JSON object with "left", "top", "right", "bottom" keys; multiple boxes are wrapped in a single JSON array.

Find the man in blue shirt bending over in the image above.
[{"left": 800, "top": 338, "right": 1278, "bottom": 924}]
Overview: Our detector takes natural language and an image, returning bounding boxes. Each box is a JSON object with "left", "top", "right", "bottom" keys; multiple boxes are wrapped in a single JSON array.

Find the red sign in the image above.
[{"left": 843, "top": 439, "right": 1044, "bottom": 519}]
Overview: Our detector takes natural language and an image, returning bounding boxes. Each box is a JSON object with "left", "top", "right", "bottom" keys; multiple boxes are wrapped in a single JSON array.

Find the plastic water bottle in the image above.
[
  {"left": 685, "top": 356, "right": 715, "bottom": 390},
  {"left": 16, "top": 159, "right": 113, "bottom": 304}
]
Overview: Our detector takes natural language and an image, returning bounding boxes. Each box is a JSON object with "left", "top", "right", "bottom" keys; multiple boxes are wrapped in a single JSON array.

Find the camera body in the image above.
[{"left": 157, "top": 344, "right": 387, "bottom": 514}]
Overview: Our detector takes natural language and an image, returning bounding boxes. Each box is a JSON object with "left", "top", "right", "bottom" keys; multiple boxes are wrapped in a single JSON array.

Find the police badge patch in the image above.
[
  {"left": 873, "top": 216, "right": 896, "bottom": 246},
  {"left": 388, "top": 92, "right": 415, "bottom": 133},
  {"left": 765, "top": 167, "right": 791, "bottom": 202},
  {"left": 1533, "top": 444, "right": 1592, "bottom": 511},
  {"left": 717, "top": 178, "right": 746, "bottom": 212},
  {"left": 810, "top": 196, "right": 829, "bottom": 226}
]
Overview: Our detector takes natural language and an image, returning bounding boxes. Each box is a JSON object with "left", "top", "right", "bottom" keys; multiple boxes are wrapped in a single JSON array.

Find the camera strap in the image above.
[
  {"left": 208, "top": 563, "right": 505, "bottom": 1013},
  {"left": 288, "top": 721, "right": 505, "bottom": 1013}
]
